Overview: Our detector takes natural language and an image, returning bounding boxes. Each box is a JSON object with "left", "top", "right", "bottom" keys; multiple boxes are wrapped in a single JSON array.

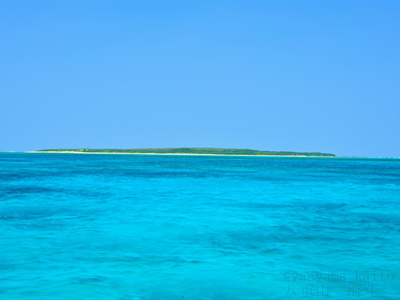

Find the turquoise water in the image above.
[{"left": 1, "top": 153, "right": 399, "bottom": 299}]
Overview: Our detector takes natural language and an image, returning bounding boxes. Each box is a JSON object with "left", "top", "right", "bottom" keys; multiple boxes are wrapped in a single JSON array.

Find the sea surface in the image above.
[{"left": 1, "top": 153, "right": 399, "bottom": 300}]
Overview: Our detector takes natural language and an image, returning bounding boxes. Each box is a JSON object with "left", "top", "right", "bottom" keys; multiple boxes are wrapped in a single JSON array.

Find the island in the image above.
[{"left": 36, "top": 148, "right": 336, "bottom": 157}]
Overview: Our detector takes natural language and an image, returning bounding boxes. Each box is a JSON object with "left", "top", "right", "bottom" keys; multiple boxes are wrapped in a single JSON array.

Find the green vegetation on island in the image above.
[{"left": 36, "top": 148, "right": 336, "bottom": 157}]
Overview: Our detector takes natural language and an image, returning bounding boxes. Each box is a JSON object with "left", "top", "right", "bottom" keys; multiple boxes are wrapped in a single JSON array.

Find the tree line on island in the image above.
[{"left": 37, "top": 148, "right": 336, "bottom": 157}]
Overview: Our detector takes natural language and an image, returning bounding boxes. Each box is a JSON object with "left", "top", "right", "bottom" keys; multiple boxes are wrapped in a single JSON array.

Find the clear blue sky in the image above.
[{"left": 1, "top": 1, "right": 399, "bottom": 157}]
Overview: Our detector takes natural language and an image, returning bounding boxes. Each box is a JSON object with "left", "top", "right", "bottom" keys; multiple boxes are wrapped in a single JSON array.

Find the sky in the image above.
[{"left": 1, "top": 0, "right": 399, "bottom": 157}]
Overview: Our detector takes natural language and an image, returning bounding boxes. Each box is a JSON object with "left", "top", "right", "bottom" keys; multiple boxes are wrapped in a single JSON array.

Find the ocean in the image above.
[{"left": 1, "top": 153, "right": 399, "bottom": 299}]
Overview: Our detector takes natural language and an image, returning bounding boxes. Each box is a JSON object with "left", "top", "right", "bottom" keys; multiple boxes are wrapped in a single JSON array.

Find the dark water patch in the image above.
[
  {"left": 0, "top": 186, "right": 64, "bottom": 196},
  {"left": 0, "top": 206, "right": 89, "bottom": 223},
  {"left": 313, "top": 202, "right": 348, "bottom": 213},
  {"left": 65, "top": 188, "right": 114, "bottom": 200},
  {"left": 0, "top": 171, "right": 54, "bottom": 181},
  {"left": 68, "top": 168, "right": 255, "bottom": 181},
  {"left": 351, "top": 212, "right": 400, "bottom": 228},
  {"left": 236, "top": 202, "right": 294, "bottom": 210},
  {"left": 0, "top": 184, "right": 114, "bottom": 201},
  {"left": 0, "top": 262, "right": 18, "bottom": 271},
  {"left": 205, "top": 230, "right": 286, "bottom": 254},
  {"left": 204, "top": 222, "right": 384, "bottom": 255},
  {"left": 230, "top": 201, "right": 349, "bottom": 217},
  {"left": 73, "top": 276, "right": 108, "bottom": 285},
  {"left": 0, "top": 209, "right": 54, "bottom": 221},
  {"left": 0, "top": 170, "right": 82, "bottom": 182},
  {"left": 0, "top": 173, "right": 26, "bottom": 181}
]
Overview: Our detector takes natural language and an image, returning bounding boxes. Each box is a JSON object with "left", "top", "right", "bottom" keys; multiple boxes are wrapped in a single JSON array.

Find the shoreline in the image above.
[{"left": 31, "top": 151, "right": 337, "bottom": 158}]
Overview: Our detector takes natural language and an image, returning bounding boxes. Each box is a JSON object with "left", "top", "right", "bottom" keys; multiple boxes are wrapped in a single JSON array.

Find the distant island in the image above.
[{"left": 36, "top": 148, "right": 336, "bottom": 157}]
